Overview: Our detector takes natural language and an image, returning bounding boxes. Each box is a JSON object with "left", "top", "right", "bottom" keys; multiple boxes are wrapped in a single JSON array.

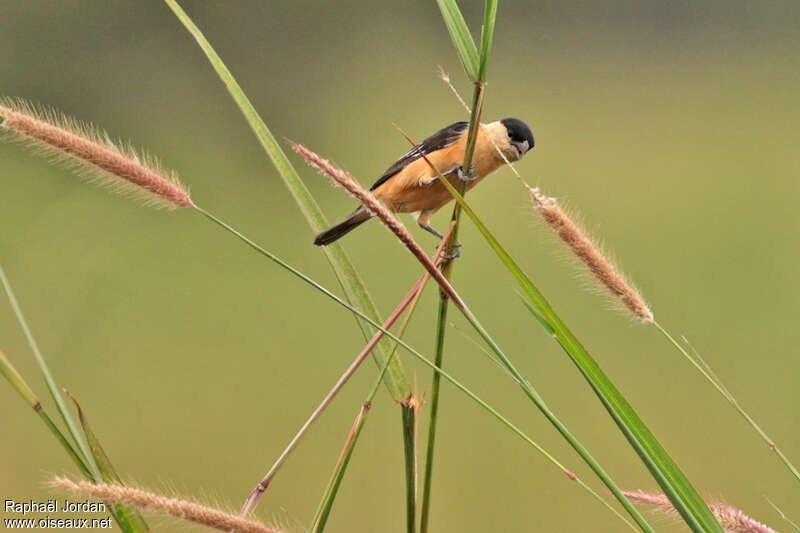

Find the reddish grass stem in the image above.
[{"left": 238, "top": 228, "right": 454, "bottom": 517}]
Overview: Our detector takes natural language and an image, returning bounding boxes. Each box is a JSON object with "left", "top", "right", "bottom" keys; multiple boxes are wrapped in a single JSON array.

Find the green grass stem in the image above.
[
  {"left": 412, "top": 149, "right": 721, "bottom": 532},
  {"left": 656, "top": 322, "right": 800, "bottom": 482},
  {"left": 312, "top": 269, "right": 431, "bottom": 533},
  {"left": 766, "top": 497, "right": 800, "bottom": 532},
  {"left": 0, "top": 351, "right": 90, "bottom": 477},
  {"left": 1, "top": 267, "right": 147, "bottom": 532},
  {"left": 163, "top": 3, "right": 417, "bottom": 522},
  {"left": 0, "top": 264, "right": 102, "bottom": 482},
  {"left": 192, "top": 205, "right": 636, "bottom": 531},
  {"left": 419, "top": 298, "right": 448, "bottom": 533},
  {"left": 163, "top": 0, "right": 410, "bottom": 403},
  {"left": 395, "top": 130, "right": 656, "bottom": 533}
]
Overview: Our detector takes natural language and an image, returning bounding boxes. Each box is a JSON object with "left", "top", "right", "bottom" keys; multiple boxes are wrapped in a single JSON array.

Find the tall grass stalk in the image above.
[
  {"left": 434, "top": 4, "right": 720, "bottom": 525},
  {"left": 433, "top": 154, "right": 720, "bottom": 531},
  {"left": 0, "top": 350, "right": 90, "bottom": 476},
  {"left": 421, "top": 4, "right": 494, "bottom": 524},
  {"left": 419, "top": 294, "right": 449, "bottom": 533},
  {"left": 239, "top": 239, "right": 448, "bottom": 516},
  {"left": 300, "top": 125, "right": 659, "bottom": 528},
  {"left": 162, "top": 0, "right": 410, "bottom": 403},
  {"left": 531, "top": 186, "right": 799, "bottom": 483},
  {"left": 312, "top": 266, "right": 433, "bottom": 533},
  {"left": 418, "top": 80, "right": 485, "bottom": 533},
  {"left": 0, "top": 264, "right": 102, "bottom": 482},
  {"left": 190, "top": 209, "right": 637, "bottom": 530},
  {"left": 312, "top": 246, "right": 442, "bottom": 532},
  {"left": 392, "top": 129, "right": 655, "bottom": 532},
  {"left": 0, "top": 85, "right": 631, "bottom": 527},
  {"left": 161, "top": 2, "right": 425, "bottom": 523},
  {"left": 1, "top": 101, "right": 637, "bottom": 529},
  {"left": 1, "top": 267, "right": 148, "bottom": 531}
]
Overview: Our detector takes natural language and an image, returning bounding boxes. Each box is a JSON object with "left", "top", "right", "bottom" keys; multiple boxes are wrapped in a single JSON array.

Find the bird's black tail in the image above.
[{"left": 314, "top": 207, "right": 372, "bottom": 246}]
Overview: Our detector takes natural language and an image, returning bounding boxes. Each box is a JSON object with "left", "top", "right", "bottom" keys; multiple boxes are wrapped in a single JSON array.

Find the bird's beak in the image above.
[{"left": 510, "top": 140, "right": 530, "bottom": 159}]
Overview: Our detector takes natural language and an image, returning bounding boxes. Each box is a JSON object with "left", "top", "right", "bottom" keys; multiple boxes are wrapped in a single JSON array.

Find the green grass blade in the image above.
[
  {"left": 195, "top": 207, "right": 638, "bottom": 531},
  {"left": 429, "top": 172, "right": 722, "bottom": 532},
  {"left": 0, "top": 264, "right": 103, "bottom": 483},
  {"left": 517, "top": 293, "right": 556, "bottom": 335},
  {"left": 0, "top": 350, "right": 90, "bottom": 477},
  {"left": 163, "top": 0, "right": 410, "bottom": 402},
  {"left": 656, "top": 323, "right": 800, "bottom": 483},
  {"left": 476, "top": 0, "right": 498, "bottom": 81},
  {"left": 313, "top": 275, "right": 429, "bottom": 532},
  {"left": 311, "top": 399, "right": 372, "bottom": 533},
  {"left": 1, "top": 267, "right": 145, "bottom": 531},
  {"left": 418, "top": 80, "right": 484, "bottom": 533},
  {"left": 420, "top": 4, "right": 494, "bottom": 522},
  {"left": 66, "top": 392, "right": 150, "bottom": 532},
  {"left": 435, "top": 0, "right": 479, "bottom": 81},
  {"left": 396, "top": 131, "right": 654, "bottom": 532}
]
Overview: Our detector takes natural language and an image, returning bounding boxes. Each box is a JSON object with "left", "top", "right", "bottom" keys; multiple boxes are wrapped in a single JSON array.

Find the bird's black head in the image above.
[{"left": 500, "top": 118, "right": 534, "bottom": 160}]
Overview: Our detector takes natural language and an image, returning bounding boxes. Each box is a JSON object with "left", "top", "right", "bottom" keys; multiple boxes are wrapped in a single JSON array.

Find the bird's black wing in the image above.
[{"left": 369, "top": 121, "right": 468, "bottom": 191}]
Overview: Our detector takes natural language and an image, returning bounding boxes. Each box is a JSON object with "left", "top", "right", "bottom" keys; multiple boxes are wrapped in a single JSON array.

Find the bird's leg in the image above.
[
  {"left": 417, "top": 221, "right": 444, "bottom": 239},
  {"left": 457, "top": 164, "right": 477, "bottom": 182},
  {"left": 417, "top": 210, "right": 461, "bottom": 260}
]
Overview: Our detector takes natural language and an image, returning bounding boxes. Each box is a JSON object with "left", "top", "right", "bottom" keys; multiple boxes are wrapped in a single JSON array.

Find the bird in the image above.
[{"left": 313, "top": 118, "right": 534, "bottom": 247}]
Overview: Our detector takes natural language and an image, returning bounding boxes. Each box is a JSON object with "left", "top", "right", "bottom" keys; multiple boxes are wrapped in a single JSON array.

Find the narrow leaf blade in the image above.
[
  {"left": 432, "top": 177, "right": 723, "bottom": 532},
  {"left": 476, "top": 0, "right": 498, "bottom": 81},
  {"left": 67, "top": 392, "right": 150, "bottom": 533},
  {"left": 436, "top": 0, "right": 480, "bottom": 81},
  {"left": 163, "top": 0, "right": 410, "bottom": 401}
]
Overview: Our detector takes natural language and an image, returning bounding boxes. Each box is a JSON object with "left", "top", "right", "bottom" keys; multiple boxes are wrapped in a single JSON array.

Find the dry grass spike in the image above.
[
  {"left": 50, "top": 477, "right": 284, "bottom": 533},
  {"left": 290, "top": 142, "right": 420, "bottom": 256},
  {"left": 622, "top": 490, "right": 778, "bottom": 533},
  {"left": 530, "top": 187, "right": 654, "bottom": 323},
  {"left": 0, "top": 98, "right": 193, "bottom": 208}
]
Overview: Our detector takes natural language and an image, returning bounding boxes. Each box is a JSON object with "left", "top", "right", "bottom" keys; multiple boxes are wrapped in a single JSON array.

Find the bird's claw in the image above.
[
  {"left": 457, "top": 165, "right": 477, "bottom": 182},
  {"left": 441, "top": 242, "right": 462, "bottom": 261}
]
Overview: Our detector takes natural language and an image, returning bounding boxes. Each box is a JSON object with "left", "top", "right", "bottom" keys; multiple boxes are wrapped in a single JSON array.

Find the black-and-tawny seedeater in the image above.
[{"left": 314, "top": 118, "right": 534, "bottom": 246}]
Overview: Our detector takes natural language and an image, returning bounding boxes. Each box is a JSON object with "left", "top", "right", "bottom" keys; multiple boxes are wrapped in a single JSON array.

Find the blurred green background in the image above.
[{"left": 1, "top": 1, "right": 798, "bottom": 531}]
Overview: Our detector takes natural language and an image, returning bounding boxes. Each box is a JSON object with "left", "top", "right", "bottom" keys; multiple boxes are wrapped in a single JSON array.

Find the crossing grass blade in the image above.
[
  {"left": 427, "top": 166, "right": 723, "bottom": 533},
  {"left": 163, "top": 0, "right": 411, "bottom": 402}
]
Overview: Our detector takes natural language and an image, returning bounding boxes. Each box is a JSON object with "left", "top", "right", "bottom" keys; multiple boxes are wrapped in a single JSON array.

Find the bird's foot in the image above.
[
  {"left": 457, "top": 165, "right": 477, "bottom": 182},
  {"left": 441, "top": 242, "right": 462, "bottom": 261}
]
